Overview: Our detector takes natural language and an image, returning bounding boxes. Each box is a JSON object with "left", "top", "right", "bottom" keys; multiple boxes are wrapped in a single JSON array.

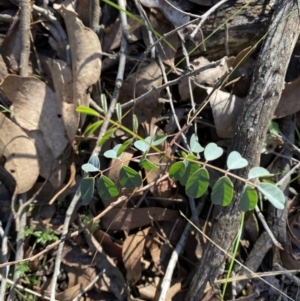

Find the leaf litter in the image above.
[{"left": 0, "top": 1, "right": 299, "bottom": 301}]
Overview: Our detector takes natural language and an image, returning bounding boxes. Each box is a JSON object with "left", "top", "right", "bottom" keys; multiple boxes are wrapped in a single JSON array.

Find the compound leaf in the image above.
[
  {"left": 211, "top": 176, "right": 233, "bottom": 206},
  {"left": 248, "top": 167, "right": 271, "bottom": 179},
  {"left": 169, "top": 161, "right": 186, "bottom": 181},
  {"left": 97, "top": 175, "right": 119, "bottom": 200},
  {"left": 257, "top": 183, "right": 285, "bottom": 210},
  {"left": 190, "top": 133, "right": 204, "bottom": 153},
  {"left": 204, "top": 143, "right": 223, "bottom": 161},
  {"left": 76, "top": 106, "right": 100, "bottom": 117},
  {"left": 186, "top": 168, "right": 209, "bottom": 198},
  {"left": 227, "top": 151, "right": 248, "bottom": 170},
  {"left": 240, "top": 185, "right": 258, "bottom": 212},
  {"left": 140, "top": 158, "right": 159, "bottom": 170},
  {"left": 119, "top": 166, "right": 142, "bottom": 189},
  {"left": 81, "top": 177, "right": 95, "bottom": 205},
  {"left": 83, "top": 120, "right": 103, "bottom": 137}
]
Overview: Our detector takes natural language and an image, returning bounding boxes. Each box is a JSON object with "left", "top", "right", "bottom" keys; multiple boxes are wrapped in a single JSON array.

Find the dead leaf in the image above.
[
  {"left": 208, "top": 88, "right": 244, "bottom": 138},
  {"left": 274, "top": 76, "right": 300, "bottom": 118},
  {"left": 140, "top": 0, "right": 189, "bottom": 40},
  {"left": 122, "top": 227, "right": 151, "bottom": 284},
  {"left": 59, "top": 6, "right": 102, "bottom": 107},
  {"left": 103, "top": 16, "right": 142, "bottom": 52},
  {"left": 29, "top": 130, "right": 66, "bottom": 189},
  {"left": 1, "top": 75, "right": 69, "bottom": 158},
  {"left": 142, "top": 12, "right": 180, "bottom": 70},
  {"left": 51, "top": 59, "right": 79, "bottom": 142},
  {"left": 119, "top": 61, "right": 163, "bottom": 129},
  {"left": 0, "top": 19, "right": 22, "bottom": 73},
  {"left": 0, "top": 112, "right": 39, "bottom": 193},
  {"left": 101, "top": 207, "right": 178, "bottom": 230},
  {"left": 179, "top": 56, "right": 233, "bottom": 101},
  {"left": 94, "top": 229, "right": 123, "bottom": 264}
]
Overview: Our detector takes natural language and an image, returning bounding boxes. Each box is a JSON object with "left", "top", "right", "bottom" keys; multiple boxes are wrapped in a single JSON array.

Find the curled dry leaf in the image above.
[
  {"left": 0, "top": 112, "right": 39, "bottom": 193},
  {"left": 122, "top": 227, "right": 151, "bottom": 284},
  {"left": 179, "top": 56, "right": 233, "bottom": 101},
  {"left": 1, "top": 75, "right": 69, "bottom": 158},
  {"left": 29, "top": 130, "right": 66, "bottom": 189},
  {"left": 0, "top": 19, "right": 22, "bottom": 72},
  {"left": 120, "top": 61, "right": 163, "bottom": 121},
  {"left": 103, "top": 16, "right": 142, "bottom": 52},
  {"left": 140, "top": 0, "right": 189, "bottom": 40},
  {"left": 142, "top": 12, "right": 180, "bottom": 70},
  {"left": 59, "top": 6, "right": 102, "bottom": 107},
  {"left": 51, "top": 59, "right": 79, "bottom": 142},
  {"left": 274, "top": 76, "right": 300, "bottom": 118},
  {"left": 208, "top": 88, "right": 244, "bottom": 138}
]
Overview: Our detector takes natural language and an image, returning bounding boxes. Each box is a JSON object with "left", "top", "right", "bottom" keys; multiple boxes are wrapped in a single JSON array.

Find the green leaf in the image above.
[
  {"left": 269, "top": 121, "right": 280, "bottom": 136},
  {"left": 83, "top": 120, "right": 103, "bottom": 137},
  {"left": 211, "top": 176, "right": 234, "bottom": 206},
  {"left": 152, "top": 134, "right": 168, "bottom": 146},
  {"left": 117, "top": 138, "right": 133, "bottom": 157},
  {"left": 119, "top": 166, "right": 142, "bottom": 189},
  {"left": 248, "top": 167, "right": 271, "bottom": 179},
  {"left": 169, "top": 161, "right": 186, "bottom": 181},
  {"left": 81, "top": 155, "right": 100, "bottom": 172},
  {"left": 204, "top": 143, "right": 223, "bottom": 161},
  {"left": 185, "top": 168, "right": 209, "bottom": 198},
  {"left": 76, "top": 106, "right": 100, "bottom": 117},
  {"left": 104, "top": 144, "right": 123, "bottom": 159},
  {"left": 116, "top": 103, "right": 122, "bottom": 122},
  {"left": 81, "top": 177, "right": 95, "bottom": 205},
  {"left": 227, "top": 151, "right": 248, "bottom": 170},
  {"left": 240, "top": 185, "right": 258, "bottom": 212},
  {"left": 134, "top": 136, "right": 152, "bottom": 153},
  {"left": 133, "top": 114, "right": 138, "bottom": 133},
  {"left": 101, "top": 94, "right": 108, "bottom": 114},
  {"left": 89, "top": 155, "right": 100, "bottom": 169},
  {"left": 257, "top": 183, "right": 285, "bottom": 210},
  {"left": 180, "top": 160, "right": 199, "bottom": 186},
  {"left": 140, "top": 158, "right": 159, "bottom": 170},
  {"left": 97, "top": 127, "right": 117, "bottom": 146},
  {"left": 190, "top": 133, "right": 204, "bottom": 153},
  {"left": 97, "top": 175, "right": 119, "bottom": 200}
]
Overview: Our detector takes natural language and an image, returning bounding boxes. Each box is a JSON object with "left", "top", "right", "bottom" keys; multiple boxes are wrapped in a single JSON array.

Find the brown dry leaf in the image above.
[
  {"left": 51, "top": 59, "right": 79, "bottom": 142},
  {"left": 101, "top": 207, "right": 178, "bottom": 230},
  {"left": 103, "top": 16, "right": 142, "bottom": 52},
  {"left": 55, "top": 284, "right": 84, "bottom": 301},
  {"left": 94, "top": 229, "right": 123, "bottom": 264},
  {"left": 0, "top": 112, "right": 39, "bottom": 193},
  {"left": 208, "top": 88, "right": 244, "bottom": 138},
  {"left": 59, "top": 6, "right": 102, "bottom": 107},
  {"left": 274, "top": 76, "right": 300, "bottom": 118},
  {"left": 1, "top": 75, "right": 69, "bottom": 158},
  {"left": 120, "top": 61, "right": 163, "bottom": 120},
  {"left": 0, "top": 54, "right": 8, "bottom": 81},
  {"left": 142, "top": 12, "right": 180, "bottom": 70},
  {"left": 140, "top": 0, "right": 189, "bottom": 40},
  {"left": 179, "top": 56, "right": 233, "bottom": 101},
  {"left": 0, "top": 19, "right": 22, "bottom": 72},
  {"left": 29, "top": 130, "right": 66, "bottom": 189},
  {"left": 122, "top": 227, "right": 151, "bottom": 284}
]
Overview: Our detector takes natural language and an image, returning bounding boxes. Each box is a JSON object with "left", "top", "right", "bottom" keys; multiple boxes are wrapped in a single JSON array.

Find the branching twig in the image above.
[
  {"left": 7, "top": 194, "right": 27, "bottom": 301},
  {"left": 118, "top": 0, "right": 132, "bottom": 42},
  {"left": 158, "top": 200, "right": 204, "bottom": 301},
  {"left": 0, "top": 214, "right": 13, "bottom": 301},
  {"left": 19, "top": 0, "right": 31, "bottom": 77}
]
